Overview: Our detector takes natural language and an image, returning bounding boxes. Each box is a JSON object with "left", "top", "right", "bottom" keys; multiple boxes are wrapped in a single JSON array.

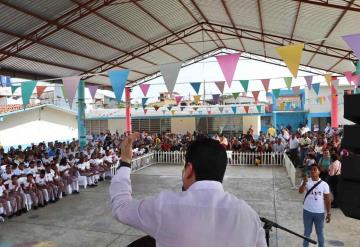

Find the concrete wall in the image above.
[
  {"left": 108, "top": 119, "right": 126, "bottom": 133},
  {"left": 171, "top": 117, "right": 196, "bottom": 134},
  {"left": 242, "top": 115, "right": 260, "bottom": 136},
  {"left": 0, "top": 106, "right": 77, "bottom": 148}
]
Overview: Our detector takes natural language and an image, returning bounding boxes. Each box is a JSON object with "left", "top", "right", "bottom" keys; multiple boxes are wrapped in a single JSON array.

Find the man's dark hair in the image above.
[
  {"left": 185, "top": 138, "right": 227, "bottom": 183},
  {"left": 310, "top": 163, "right": 321, "bottom": 171}
]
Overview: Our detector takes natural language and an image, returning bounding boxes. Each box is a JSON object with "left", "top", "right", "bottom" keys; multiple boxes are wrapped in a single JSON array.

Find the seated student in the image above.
[
  {"left": 102, "top": 150, "right": 114, "bottom": 170},
  {"left": 36, "top": 160, "right": 45, "bottom": 171},
  {"left": 76, "top": 157, "right": 96, "bottom": 187},
  {"left": 58, "top": 157, "right": 79, "bottom": 194},
  {"left": 51, "top": 163, "right": 66, "bottom": 197},
  {"left": 8, "top": 175, "right": 27, "bottom": 214},
  {"left": 22, "top": 174, "right": 44, "bottom": 209},
  {"left": 0, "top": 177, "right": 18, "bottom": 217},
  {"left": 1, "top": 164, "right": 13, "bottom": 182},
  {"left": 44, "top": 166, "right": 61, "bottom": 200},
  {"left": 24, "top": 161, "right": 38, "bottom": 177},
  {"left": 35, "top": 170, "right": 54, "bottom": 204},
  {"left": 89, "top": 153, "right": 105, "bottom": 181}
]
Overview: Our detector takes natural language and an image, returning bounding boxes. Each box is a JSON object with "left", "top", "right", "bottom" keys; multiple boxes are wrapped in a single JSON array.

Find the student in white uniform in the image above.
[
  {"left": 35, "top": 170, "right": 53, "bottom": 203},
  {"left": 8, "top": 175, "right": 27, "bottom": 214},
  {"left": 76, "top": 157, "right": 96, "bottom": 187},
  {"left": 0, "top": 177, "right": 18, "bottom": 217}
]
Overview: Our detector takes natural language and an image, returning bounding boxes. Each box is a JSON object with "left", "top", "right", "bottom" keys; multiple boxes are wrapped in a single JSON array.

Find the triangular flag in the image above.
[
  {"left": 11, "top": 85, "right": 19, "bottom": 94},
  {"left": 272, "top": 89, "right": 281, "bottom": 98},
  {"left": 252, "top": 91, "right": 260, "bottom": 103},
  {"left": 143, "top": 108, "right": 148, "bottom": 114},
  {"left": 88, "top": 85, "right": 98, "bottom": 99},
  {"left": 312, "top": 83, "right": 320, "bottom": 95},
  {"left": 244, "top": 106, "right": 249, "bottom": 113},
  {"left": 279, "top": 102, "right": 285, "bottom": 111},
  {"left": 231, "top": 106, "right": 237, "bottom": 114},
  {"left": 352, "top": 74, "right": 359, "bottom": 87},
  {"left": 190, "top": 82, "right": 201, "bottom": 94},
  {"left": 193, "top": 107, "right": 198, "bottom": 111},
  {"left": 216, "top": 53, "right": 241, "bottom": 87},
  {"left": 304, "top": 76, "right": 313, "bottom": 90},
  {"left": 324, "top": 73, "right": 332, "bottom": 87},
  {"left": 212, "top": 94, "right": 220, "bottom": 104},
  {"left": 284, "top": 77, "right": 293, "bottom": 89},
  {"left": 108, "top": 69, "right": 129, "bottom": 103},
  {"left": 36, "top": 86, "right": 46, "bottom": 98},
  {"left": 153, "top": 105, "right": 160, "bottom": 111},
  {"left": 240, "top": 80, "right": 249, "bottom": 92},
  {"left": 292, "top": 86, "right": 300, "bottom": 95},
  {"left": 162, "top": 109, "right": 166, "bottom": 114},
  {"left": 256, "top": 105, "right": 262, "bottom": 113},
  {"left": 342, "top": 33, "right": 360, "bottom": 59},
  {"left": 208, "top": 110, "right": 211, "bottom": 115},
  {"left": 275, "top": 43, "right": 304, "bottom": 77},
  {"left": 160, "top": 62, "right": 182, "bottom": 93},
  {"left": 215, "top": 81, "right": 225, "bottom": 94},
  {"left": 139, "top": 84, "right": 150, "bottom": 96},
  {"left": 171, "top": 109, "right": 176, "bottom": 115},
  {"left": 175, "top": 96, "right": 183, "bottom": 105},
  {"left": 60, "top": 86, "right": 67, "bottom": 99},
  {"left": 261, "top": 79, "right": 270, "bottom": 92},
  {"left": 343, "top": 71, "right": 353, "bottom": 84},
  {"left": 141, "top": 97, "right": 148, "bottom": 106},
  {"left": 21, "top": 80, "right": 37, "bottom": 108},
  {"left": 193, "top": 95, "right": 201, "bottom": 104},
  {"left": 167, "top": 106, "right": 172, "bottom": 111},
  {"left": 180, "top": 106, "right": 185, "bottom": 111},
  {"left": 62, "top": 76, "right": 81, "bottom": 108},
  {"left": 218, "top": 106, "right": 224, "bottom": 113},
  {"left": 232, "top": 92, "right": 240, "bottom": 99}
]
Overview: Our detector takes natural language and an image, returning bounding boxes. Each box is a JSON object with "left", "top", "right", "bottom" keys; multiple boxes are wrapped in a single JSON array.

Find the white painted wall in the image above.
[
  {"left": 171, "top": 117, "right": 196, "bottom": 134},
  {"left": 0, "top": 106, "right": 77, "bottom": 148},
  {"left": 242, "top": 115, "right": 261, "bottom": 136},
  {"left": 108, "top": 119, "right": 126, "bottom": 133}
]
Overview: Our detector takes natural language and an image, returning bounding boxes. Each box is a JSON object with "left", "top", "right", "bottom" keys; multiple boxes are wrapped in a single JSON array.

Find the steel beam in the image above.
[
  {"left": 293, "top": 0, "right": 360, "bottom": 12},
  {"left": 256, "top": 0, "right": 266, "bottom": 56}
]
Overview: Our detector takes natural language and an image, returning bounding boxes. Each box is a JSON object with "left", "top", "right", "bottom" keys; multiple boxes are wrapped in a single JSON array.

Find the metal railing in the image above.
[{"left": 109, "top": 152, "right": 156, "bottom": 177}]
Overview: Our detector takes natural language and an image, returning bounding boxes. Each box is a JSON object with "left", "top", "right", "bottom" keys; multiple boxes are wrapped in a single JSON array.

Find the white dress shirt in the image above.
[{"left": 110, "top": 167, "right": 266, "bottom": 247}]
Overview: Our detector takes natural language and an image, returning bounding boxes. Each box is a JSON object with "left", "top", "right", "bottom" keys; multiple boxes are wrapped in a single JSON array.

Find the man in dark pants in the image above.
[{"left": 289, "top": 133, "right": 300, "bottom": 167}]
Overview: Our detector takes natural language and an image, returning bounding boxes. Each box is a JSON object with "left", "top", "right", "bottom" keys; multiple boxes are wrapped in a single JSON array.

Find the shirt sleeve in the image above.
[
  {"left": 323, "top": 182, "right": 330, "bottom": 194},
  {"left": 109, "top": 167, "right": 160, "bottom": 237}
]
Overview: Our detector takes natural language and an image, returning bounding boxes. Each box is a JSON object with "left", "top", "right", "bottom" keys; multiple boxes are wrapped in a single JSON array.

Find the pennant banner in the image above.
[
  {"left": 256, "top": 105, "right": 262, "bottom": 113},
  {"left": 312, "top": 83, "right": 320, "bottom": 95},
  {"left": 139, "top": 84, "right": 150, "bottom": 97},
  {"left": 141, "top": 97, "right": 148, "bottom": 106},
  {"left": 231, "top": 106, "right": 237, "bottom": 114},
  {"left": 175, "top": 96, "right": 183, "bottom": 105},
  {"left": 88, "top": 85, "right": 98, "bottom": 99},
  {"left": 193, "top": 95, "right": 201, "bottom": 104},
  {"left": 212, "top": 94, "right": 220, "bottom": 104},
  {"left": 215, "top": 81, "right": 225, "bottom": 94},
  {"left": 143, "top": 108, "right": 148, "bottom": 114},
  {"left": 167, "top": 106, "right": 172, "bottom": 111},
  {"left": 284, "top": 77, "right": 292, "bottom": 89},
  {"left": 21, "top": 80, "right": 37, "bottom": 108},
  {"left": 154, "top": 105, "right": 160, "bottom": 111},
  {"left": 276, "top": 43, "right": 304, "bottom": 77},
  {"left": 193, "top": 107, "right": 198, "bottom": 111},
  {"left": 162, "top": 109, "right": 166, "bottom": 114},
  {"left": 160, "top": 62, "right": 182, "bottom": 93},
  {"left": 342, "top": 33, "right": 360, "bottom": 59},
  {"left": 216, "top": 53, "right": 241, "bottom": 87},
  {"left": 272, "top": 89, "right": 281, "bottom": 98},
  {"left": 304, "top": 76, "right": 313, "bottom": 90},
  {"left": 240, "top": 80, "right": 249, "bottom": 92},
  {"left": 232, "top": 92, "right": 240, "bottom": 100},
  {"left": 261, "top": 79, "right": 270, "bottom": 92},
  {"left": 190, "top": 82, "right": 201, "bottom": 94},
  {"left": 108, "top": 70, "right": 129, "bottom": 103},
  {"left": 324, "top": 73, "right": 332, "bottom": 87},
  {"left": 11, "top": 85, "right": 19, "bottom": 94},
  {"left": 36, "top": 86, "right": 46, "bottom": 98},
  {"left": 343, "top": 71, "right": 353, "bottom": 84},
  {"left": 352, "top": 74, "right": 359, "bottom": 87},
  {"left": 171, "top": 109, "right": 176, "bottom": 115},
  {"left": 252, "top": 91, "right": 260, "bottom": 103},
  {"left": 62, "top": 76, "right": 81, "bottom": 108},
  {"left": 244, "top": 106, "right": 249, "bottom": 114}
]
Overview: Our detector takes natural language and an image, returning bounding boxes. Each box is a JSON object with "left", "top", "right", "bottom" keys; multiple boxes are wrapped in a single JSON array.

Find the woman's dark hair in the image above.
[
  {"left": 185, "top": 138, "right": 227, "bottom": 183},
  {"left": 331, "top": 153, "right": 339, "bottom": 162}
]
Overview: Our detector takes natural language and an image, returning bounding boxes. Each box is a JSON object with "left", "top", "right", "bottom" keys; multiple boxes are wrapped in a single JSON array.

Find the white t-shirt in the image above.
[
  {"left": 0, "top": 185, "right": 6, "bottom": 197},
  {"left": 303, "top": 179, "right": 330, "bottom": 213}
]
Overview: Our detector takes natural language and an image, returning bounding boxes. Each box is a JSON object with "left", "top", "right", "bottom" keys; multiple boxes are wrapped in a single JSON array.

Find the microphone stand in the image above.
[{"left": 260, "top": 217, "right": 317, "bottom": 246}]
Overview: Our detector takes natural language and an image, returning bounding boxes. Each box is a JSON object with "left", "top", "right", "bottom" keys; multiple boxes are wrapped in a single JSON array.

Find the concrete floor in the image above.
[{"left": 0, "top": 165, "right": 359, "bottom": 247}]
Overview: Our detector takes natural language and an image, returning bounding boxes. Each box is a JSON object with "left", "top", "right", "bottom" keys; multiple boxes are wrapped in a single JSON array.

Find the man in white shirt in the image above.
[
  {"left": 289, "top": 133, "right": 300, "bottom": 167},
  {"left": 299, "top": 164, "right": 331, "bottom": 247},
  {"left": 110, "top": 133, "right": 266, "bottom": 247}
]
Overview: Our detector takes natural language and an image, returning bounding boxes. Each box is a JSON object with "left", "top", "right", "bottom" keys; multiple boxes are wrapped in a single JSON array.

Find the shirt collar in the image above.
[{"left": 187, "top": 180, "right": 224, "bottom": 192}]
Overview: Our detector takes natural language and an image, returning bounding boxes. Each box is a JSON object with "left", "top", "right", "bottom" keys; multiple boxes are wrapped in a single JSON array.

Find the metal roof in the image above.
[{"left": 0, "top": 0, "right": 359, "bottom": 87}]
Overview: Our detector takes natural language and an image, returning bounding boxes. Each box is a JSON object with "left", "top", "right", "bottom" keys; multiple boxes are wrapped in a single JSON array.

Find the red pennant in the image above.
[
  {"left": 153, "top": 106, "right": 160, "bottom": 111},
  {"left": 36, "top": 86, "right": 47, "bottom": 98},
  {"left": 244, "top": 106, "right": 249, "bottom": 113},
  {"left": 252, "top": 91, "right": 260, "bottom": 103},
  {"left": 261, "top": 79, "right": 270, "bottom": 92},
  {"left": 208, "top": 110, "right": 211, "bottom": 115},
  {"left": 143, "top": 109, "right": 148, "bottom": 114},
  {"left": 175, "top": 96, "right": 183, "bottom": 105}
]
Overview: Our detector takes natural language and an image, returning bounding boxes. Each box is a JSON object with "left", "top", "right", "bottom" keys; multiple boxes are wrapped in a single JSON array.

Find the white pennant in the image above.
[{"left": 160, "top": 62, "right": 182, "bottom": 94}]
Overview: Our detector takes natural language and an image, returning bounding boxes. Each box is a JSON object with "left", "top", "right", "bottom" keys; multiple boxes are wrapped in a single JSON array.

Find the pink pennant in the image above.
[
  {"left": 140, "top": 84, "right": 150, "bottom": 96},
  {"left": 304, "top": 76, "right": 313, "bottom": 90},
  {"left": 261, "top": 79, "right": 270, "bottom": 92},
  {"left": 175, "top": 96, "right": 183, "bottom": 105},
  {"left": 88, "top": 85, "right": 98, "bottom": 99},
  {"left": 343, "top": 71, "right": 353, "bottom": 84},
  {"left": 292, "top": 86, "right": 300, "bottom": 95},
  {"left": 215, "top": 81, "right": 225, "bottom": 94},
  {"left": 252, "top": 91, "right": 260, "bottom": 103},
  {"left": 352, "top": 74, "right": 359, "bottom": 87},
  {"left": 244, "top": 106, "right": 249, "bottom": 113},
  {"left": 208, "top": 110, "right": 212, "bottom": 115},
  {"left": 62, "top": 76, "right": 81, "bottom": 108},
  {"left": 216, "top": 53, "right": 241, "bottom": 87},
  {"left": 143, "top": 109, "right": 148, "bottom": 114}
]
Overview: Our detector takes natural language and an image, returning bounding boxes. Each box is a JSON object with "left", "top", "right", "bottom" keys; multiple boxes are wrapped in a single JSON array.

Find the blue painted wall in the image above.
[{"left": 274, "top": 112, "right": 306, "bottom": 132}]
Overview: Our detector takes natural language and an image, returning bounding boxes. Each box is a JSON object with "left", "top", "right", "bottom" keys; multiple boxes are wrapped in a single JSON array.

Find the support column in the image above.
[
  {"left": 125, "top": 87, "right": 132, "bottom": 134},
  {"left": 77, "top": 80, "right": 86, "bottom": 150},
  {"left": 331, "top": 85, "right": 338, "bottom": 128}
]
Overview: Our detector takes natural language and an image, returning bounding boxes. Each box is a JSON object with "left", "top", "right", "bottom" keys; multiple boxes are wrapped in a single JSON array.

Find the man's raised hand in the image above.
[{"left": 121, "top": 132, "right": 140, "bottom": 163}]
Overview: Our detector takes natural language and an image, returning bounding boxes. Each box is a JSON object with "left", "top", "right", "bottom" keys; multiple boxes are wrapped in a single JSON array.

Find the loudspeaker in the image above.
[
  {"left": 344, "top": 94, "right": 360, "bottom": 124},
  {"left": 342, "top": 125, "right": 360, "bottom": 151}
]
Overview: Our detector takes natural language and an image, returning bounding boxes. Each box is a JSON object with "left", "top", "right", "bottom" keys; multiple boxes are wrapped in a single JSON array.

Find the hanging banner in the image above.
[
  {"left": 193, "top": 95, "right": 201, "bottom": 104},
  {"left": 342, "top": 33, "right": 360, "bottom": 59},
  {"left": 304, "top": 75, "right": 313, "bottom": 90},
  {"left": 240, "top": 80, "right": 249, "bottom": 92},
  {"left": 231, "top": 106, "right": 237, "bottom": 114},
  {"left": 175, "top": 95, "right": 183, "bottom": 105},
  {"left": 284, "top": 77, "right": 292, "bottom": 89},
  {"left": 160, "top": 62, "right": 182, "bottom": 93},
  {"left": 108, "top": 69, "right": 129, "bottom": 103},
  {"left": 215, "top": 81, "right": 225, "bottom": 94},
  {"left": 244, "top": 106, "right": 249, "bottom": 114},
  {"left": 218, "top": 106, "right": 224, "bottom": 113},
  {"left": 352, "top": 74, "right": 359, "bottom": 87},
  {"left": 261, "top": 79, "right": 270, "bottom": 92},
  {"left": 343, "top": 71, "right": 353, "bottom": 84},
  {"left": 256, "top": 105, "right": 262, "bottom": 113},
  {"left": 36, "top": 86, "right": 47, "bottom": 98},
  {"left": 88, "top": 85, "right": 98, "bottom": 99},
  {"left": 272, "top": 89, "right": 281, "bottom": 98},
  {"left": 232, "top": 92, "right": 240, "bottom": 99},
  {"left": 292, "top": 86, "right": 300, "bottom": 95},
  {"left": 216, "top": 53, "right": 241, "bottom": 87},
  {"left": 154, "top": 105, "right": 160, "bottom": 111},
  {"left": 324, "top": 73, "right": 332, "bottom": 87},
  {"left": 275, "top": 43, "right": 304, "bottom": 77},
  {"left": 193, "top": 107, "right": 198, "bottom": 111},
  {"left": 180, "top": 106, "right": 185, "bottom": 111},
  {"left": 252, "top": 91, "right": 260, "bottom": 103},
  {"left": 190, "top": 82, "right": 201, "bottom": 94},
  {"left": 11, "top": 85, "right": 19, "bottom": 94},
  {"left": 312, "top": 83, "right": 320, "bottom": 95},
  {"left": 139, "top": 84, "right": 150, "bottom": 97},
  {"left": 171, "top": 109, "right": 176, "bottom": 115},
  {"left": 141, "top": 97, "right": 148, "bottom": 106},
  {"left": 21, "top": 80, "right": 37, "bottom": 108},
  {"left": 162, "top": 109, "right": 166, "bottom": 114},
  {"left": 212, "top": 94, "right": 220, "bottom": 104}
]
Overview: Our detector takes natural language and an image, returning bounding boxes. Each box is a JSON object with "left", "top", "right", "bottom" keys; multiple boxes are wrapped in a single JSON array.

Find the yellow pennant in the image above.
[
  {"left": 275, "top": 43, "right": 304, "bottom": 78},
  {"left": 193, "top": 95, "right": 201, "bottom": 104},
  {"left": 324, "top": 73, "right": 332, "bottom": 87},
  {"left": 171, "top": 109, "right": 176, "bottom": 115}
]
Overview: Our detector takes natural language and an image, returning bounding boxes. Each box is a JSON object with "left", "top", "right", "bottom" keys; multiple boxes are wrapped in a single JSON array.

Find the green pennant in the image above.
[
  {"left": 272, "top": 89, "right": 281, "bottom": 98},
  {"left": 232, "top": 92, "right": 240, "bottom": 100},
  {"left": 240, "top": 80, "right": 249, "bottom": 92},
  {"left": 284, "top": 77, "right": 292, "bottom": 89},
  {"left": 256, "top": 105, "right": 262, "bottom": 113},
  {"left": 167, "top": 106, "right": 172, "bottom": 111},
  {"left": 11, "top": 85, "right": 19, "bottom": 94},
  {"left": 21, "top": 80, "right": 37, "bottom": 108}
]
